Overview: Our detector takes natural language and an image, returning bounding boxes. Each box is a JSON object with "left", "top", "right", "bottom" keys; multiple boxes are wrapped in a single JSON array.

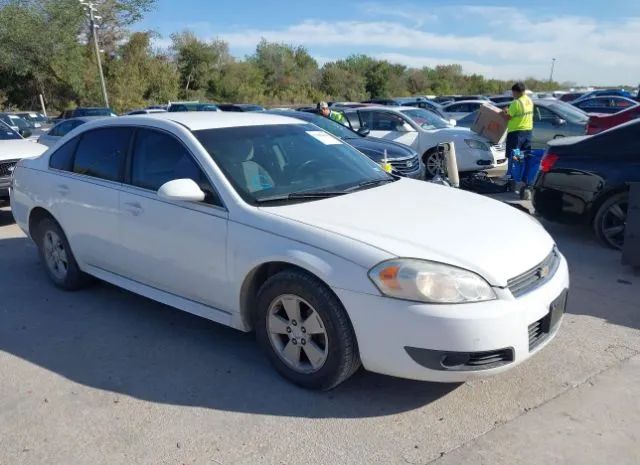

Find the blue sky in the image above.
[{"left": 135, "top": 1, "right": 640, "bottom": 86}]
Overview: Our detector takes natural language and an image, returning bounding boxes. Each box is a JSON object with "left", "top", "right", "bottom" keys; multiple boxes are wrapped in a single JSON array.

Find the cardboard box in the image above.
[{"left": 471, "top": 103, "right": 508, "bottom": 144}]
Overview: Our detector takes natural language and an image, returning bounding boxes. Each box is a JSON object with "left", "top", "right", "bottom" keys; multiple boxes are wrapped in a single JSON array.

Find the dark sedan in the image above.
[
  {"left": 533, "top": 119, "right": 640, "bottom": 249},
  {"left": 266, "top": 110, "right": 425, "bottom": 179},
  {"left": 571, "top": 96, "right": 638, "bottom": 115}
]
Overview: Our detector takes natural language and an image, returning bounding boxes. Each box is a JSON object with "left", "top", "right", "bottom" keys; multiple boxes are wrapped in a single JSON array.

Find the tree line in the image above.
[{"left": 0, "top": 0, "right": 560, "bottom": 114}]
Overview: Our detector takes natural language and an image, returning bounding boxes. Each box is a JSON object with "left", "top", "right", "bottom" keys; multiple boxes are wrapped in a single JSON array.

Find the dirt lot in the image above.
[{"left": 0, "top": 204, "right": 638, "bottom": 465}]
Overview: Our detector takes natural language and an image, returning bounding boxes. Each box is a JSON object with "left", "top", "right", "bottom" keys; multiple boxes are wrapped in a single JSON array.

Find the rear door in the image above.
[
  {"left": 47, "top": 126, "right": 132, "bottom": 271},
  {"left": 358, "top": 109, "right": 419, "bottom": 149},
  {"left": 118, "top": 127, "right": 230, "bottom": 312}
]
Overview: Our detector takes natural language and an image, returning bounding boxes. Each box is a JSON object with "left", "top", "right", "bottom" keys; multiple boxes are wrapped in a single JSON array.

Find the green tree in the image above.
[{"left": 171, "top": 31, "right": 231, "bottom": 96}]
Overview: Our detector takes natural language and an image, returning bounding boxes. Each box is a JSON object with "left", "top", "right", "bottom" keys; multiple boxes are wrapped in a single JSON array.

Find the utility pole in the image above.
[
  {"left": 80, "top": 1, "right": 109, "bottom": 107},
  {"left": 549, "top": 58, "right": 556, "bottom": 84}
]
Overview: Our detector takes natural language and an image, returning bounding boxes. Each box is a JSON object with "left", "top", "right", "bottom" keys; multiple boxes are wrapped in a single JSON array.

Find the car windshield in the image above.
[
  {"left": 0, "top": 122, "right": 21, "bottom": 140},
  {"left": 8, "top": 116, "right": 29, "bottom": 129},
  {"left": 194, "top": 123, "right": 392, "bottom": 204},
  {"left": 399, "top": 108, "right": 449, "bottom": 129},
  {"left": 303, "top": 114, "right": 360, "bottom": 139},
  {"left": 550, "top": 102, "right": 589, "bottom": 123},
  {"left": 78, "top": 108, "right": 114, "bottom": 117}
]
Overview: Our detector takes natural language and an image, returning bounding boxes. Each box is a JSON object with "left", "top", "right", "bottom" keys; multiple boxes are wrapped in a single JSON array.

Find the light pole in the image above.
[
  {"left": 549, "top": 58, "right": 556, "bottom": 83},
  {"left": 80, "top": 1, "right": 109, "bottom": 107}
]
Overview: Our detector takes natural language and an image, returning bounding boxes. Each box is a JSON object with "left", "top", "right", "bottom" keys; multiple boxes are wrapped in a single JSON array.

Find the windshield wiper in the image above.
[
  {"left": 343, "top": 178, "right": 396, "bottom": 192},
  {"left": 255, "top": 191, "right": 348, "bottom": 204}
]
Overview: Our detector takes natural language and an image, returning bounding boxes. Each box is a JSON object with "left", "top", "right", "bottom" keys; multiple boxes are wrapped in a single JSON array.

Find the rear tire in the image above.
[
  {"left": 593, "top": 192, "right": 628, "bottom": 250},
  {"left": 255, "top": 269, "right": 360, "bottom": 390},
  {"left": 34, "top": 217, "right": 91, "bottom": 290}
]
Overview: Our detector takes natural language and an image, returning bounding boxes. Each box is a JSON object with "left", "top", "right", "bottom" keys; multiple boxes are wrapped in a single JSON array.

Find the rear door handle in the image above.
[
  {"left": 123, "top": 201, "right": 143, "bottom": 216},
  {"left": 57, "top": 184, "right": 69, "bottom": 196}
]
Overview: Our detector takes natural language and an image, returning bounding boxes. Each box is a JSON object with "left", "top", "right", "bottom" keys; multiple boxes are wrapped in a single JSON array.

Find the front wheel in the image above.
[
  {"left": 423, "top": 149, "right": 445, "bottom": 179},
  {"left": 593, "top": 192, "right": 628, "bottom": 250},
  {"left": 255, "top": 270, "right": 360, "bottom": 390}
]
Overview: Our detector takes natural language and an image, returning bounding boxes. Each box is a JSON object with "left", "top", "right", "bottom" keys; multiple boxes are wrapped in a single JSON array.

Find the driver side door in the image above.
[
  {"left": 117, "top": 127, "right": 231, "bottom": 314},
  {"left": 359, "top": 110, "right": 419, "bottom": 150}
]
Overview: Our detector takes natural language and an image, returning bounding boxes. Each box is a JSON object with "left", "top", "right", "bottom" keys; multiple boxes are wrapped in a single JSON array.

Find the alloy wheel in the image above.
[
  {"left": 425, "top": 151, "right": 446, "bottom": 177},
  {"left": 43, "top": 230, "right": 69, "bottom": 280},
  {"left": 600, "top": 199, "right": 628, "bottom": 249},
  {"left": 267, "top": 294, "right": 329, "bottom": 374}
]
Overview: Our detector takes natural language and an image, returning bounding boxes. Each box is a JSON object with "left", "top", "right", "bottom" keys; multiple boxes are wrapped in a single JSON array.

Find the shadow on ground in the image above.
[
  {"left": 541, "top": 220, "right": 640, "bottom": 330},
  {"left": 0, "top": 236, "right": 457, "bottom": 418}
]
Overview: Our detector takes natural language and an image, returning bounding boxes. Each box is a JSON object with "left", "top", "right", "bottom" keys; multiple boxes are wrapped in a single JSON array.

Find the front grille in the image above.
[
  {"left": 508, "top": 247, "right": 560, "bottom": 297},
  {"left": 389, "top": 155, "right": 421, "bottom": 175},
  {"left": 0, "top": 160, "right": 17, "bottom": 178}
]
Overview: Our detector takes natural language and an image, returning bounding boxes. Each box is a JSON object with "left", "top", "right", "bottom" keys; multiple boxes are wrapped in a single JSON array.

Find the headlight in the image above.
[
  {"left": 369, "top": 259, "right": 496, "bottom": 304},
  {"left": 464, "top": 139, "right": 490, "bottom": 151}
]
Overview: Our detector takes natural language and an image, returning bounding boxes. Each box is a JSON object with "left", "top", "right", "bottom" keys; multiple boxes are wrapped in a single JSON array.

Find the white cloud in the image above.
[{"left": 147, "top": 6, "right": 640, "bottom": 85}]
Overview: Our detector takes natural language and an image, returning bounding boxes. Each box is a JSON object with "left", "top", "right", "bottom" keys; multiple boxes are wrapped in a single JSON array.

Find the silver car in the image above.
[
  {"left": 440, "top": 100, "right": 488, "bottom": 121},
  {"left": 456, "top": 100, "right": 589, "bottom": 150},
  {"left": 37, "top": 116, "right": 107, "bottom": 148}
]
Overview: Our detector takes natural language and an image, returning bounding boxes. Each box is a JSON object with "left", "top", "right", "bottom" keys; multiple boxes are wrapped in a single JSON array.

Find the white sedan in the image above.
[
  {"left": 1, "top": 123, "right": 47, "bottom": 204},
  {"left": 10, "top": 113, "right": 568, "bottom": 389},
  {"left": 341, "top": 106, "right": 506, "bottom": 178}
]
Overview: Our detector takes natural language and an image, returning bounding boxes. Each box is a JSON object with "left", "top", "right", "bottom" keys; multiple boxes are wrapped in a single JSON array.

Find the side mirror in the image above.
[
  {"left": 449, "top": 119, "right": 457, "bottom": 127},
  {"left": 157, "top": 178, "right": 205, "bottom": 202},
  {"left": 19, "top": 129, "right": 32, "bottom": 138},
  {"left": 553, "top": 117, "right": 566, "bottom": 127},
  {"left": 357, "top": 127, "right": 370, "bottom": 137}
]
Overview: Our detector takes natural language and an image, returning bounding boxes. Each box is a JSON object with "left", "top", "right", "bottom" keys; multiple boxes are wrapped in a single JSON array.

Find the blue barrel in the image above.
[{"left": 510, "top": 149, "right": 544, "bottom": 185}]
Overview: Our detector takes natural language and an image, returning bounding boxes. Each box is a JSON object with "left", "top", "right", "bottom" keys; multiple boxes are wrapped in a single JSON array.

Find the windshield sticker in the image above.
[{"left": 306, "top": 130, "right": 342, "bottom": 145}]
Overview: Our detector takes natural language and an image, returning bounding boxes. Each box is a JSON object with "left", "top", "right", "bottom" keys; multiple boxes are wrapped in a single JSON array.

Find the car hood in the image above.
[
  {"left": 344, "top": 136, "right": 416, "bottom": 161},
  {"left": 0, "top": 139, "right": 48, "bottom": 161},
  {"left": 263, "top": 179, "right": 554, "bottom": 286}
]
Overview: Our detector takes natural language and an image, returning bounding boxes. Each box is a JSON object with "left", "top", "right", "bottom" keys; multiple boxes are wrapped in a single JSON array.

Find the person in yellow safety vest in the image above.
[
  {"left": 318, "top": 101, "right": 348, "bottom": 126},
  {"left": 502, "top": 82, "right": 534, "bottom": 188}
]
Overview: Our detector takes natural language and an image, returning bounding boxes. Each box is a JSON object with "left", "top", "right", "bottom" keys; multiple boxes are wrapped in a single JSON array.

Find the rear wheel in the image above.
[
  {"left": 255, "top": 269, "right": 360, "bottom": 390},
  {"left": 593, "top": 192, "right": 628, "bottom": 250},
  {"left": 423, "top": 148, "right": 445, "bottom": 179},
  {"left": 34, "top": 217, "right": 91, "bottom": 290}
]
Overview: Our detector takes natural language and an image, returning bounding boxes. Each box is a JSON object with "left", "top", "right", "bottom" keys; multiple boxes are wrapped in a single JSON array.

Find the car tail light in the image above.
[{"left": 540, "top": 152, "right": 559, "bottom": 173}]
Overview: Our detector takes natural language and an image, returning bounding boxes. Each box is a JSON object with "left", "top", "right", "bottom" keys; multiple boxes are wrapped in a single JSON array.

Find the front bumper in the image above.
[{"left": 335, "top": 254, "right": 569, "bottom": 382}]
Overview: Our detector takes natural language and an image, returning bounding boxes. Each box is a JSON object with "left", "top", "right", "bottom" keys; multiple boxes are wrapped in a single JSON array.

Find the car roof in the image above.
[
  {"left": 85, "top": 112, "right": 307, "bottom": 131},
  {"left": 443, "top": 100, "right": 488, "bottom": 106}
]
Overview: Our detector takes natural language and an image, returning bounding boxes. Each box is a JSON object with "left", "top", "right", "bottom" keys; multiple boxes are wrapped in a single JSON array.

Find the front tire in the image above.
[
  {"left": 34, "top": 217, "right": 91, "bottom": 290},
  {"left": 593, "top": 192, "right": 628, "bottom": 250},
  {"left": 255, "top": 270, "right": 360, "bottom": 390},
  {"left": 423, "top": 148, "right": 445, "bottom": 179}
]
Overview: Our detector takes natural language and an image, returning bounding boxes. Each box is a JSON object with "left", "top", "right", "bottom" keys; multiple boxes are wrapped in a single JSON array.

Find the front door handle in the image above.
[{"left": 123, "top": 201, "right": 143, "bottom": 216}]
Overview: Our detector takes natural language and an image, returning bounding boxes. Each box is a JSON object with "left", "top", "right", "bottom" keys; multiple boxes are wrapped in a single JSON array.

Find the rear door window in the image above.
[
  {"left": 49, "top": 138, "right": 79, "bottom": 171},
  {"left": 73, "top": 127, "right": 132, "bottom": 182}
]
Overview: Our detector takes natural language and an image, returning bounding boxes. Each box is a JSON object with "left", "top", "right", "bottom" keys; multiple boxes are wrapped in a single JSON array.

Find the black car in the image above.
[
  {"left": 361, "top": 98, "right": 401, "bottom": 106},
  {"left": 217, "top": 103, "right": 265, "bottom": 112},
  {"left": 533, "top": 119, "right": 640, "bottom": 249},
  {"left": 266, "top": 110, "right": 425, "bottom": 179},
  {"left": 56, "top": 107, "right": 116, "bottom": 120},
  {"left": 167, "top": 102, "right": 220, "bottom": 112}
]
